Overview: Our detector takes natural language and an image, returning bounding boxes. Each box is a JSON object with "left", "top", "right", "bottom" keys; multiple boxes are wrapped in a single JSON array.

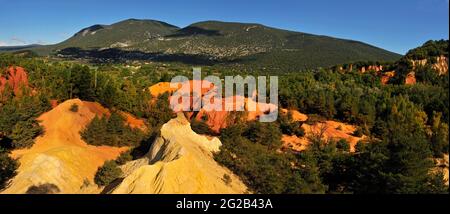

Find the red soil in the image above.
[
  {"left": 0, "top": 66, "right": 30, "bottom": 96},
  {"left": 149, "top": 81, "right": 279, "bottom": 133},
  {"left": 405, "top": 72, "right": 417, "bottom": 85}
]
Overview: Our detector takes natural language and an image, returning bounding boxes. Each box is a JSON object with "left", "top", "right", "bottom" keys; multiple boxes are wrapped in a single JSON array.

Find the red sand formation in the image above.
[
  {"left": 48, "top": 99, "right": 146, "bottom": 131},
  {"left": 50, "top": 99, "right": 59, "bottom": 108},
  {"left": 359, "top": 65, "right": 383, "bottom": 73},
  {"left": 405, "top": 72, "right": 417, "bottom": 85},
  {"left": 381, "top": 71, "right": 395, "bottom": 85},
  {"left": 0, "top": 66, "right": 30, "bottom": 96},
  {"left": 149, "top": 80, "right": 214, "bottom": 98},
  {"left": 282, "top": 120, "right": 366, "bottom": 153},
  {"left": 193, "top": 96, "right": 278, "bottom": 132},
  {"left": 120, "top": 111, "right": 147, "bottom": 130},
  {"left": 149, "top": 81, "right": 278, "bottom": 133},
  {"left": 280, "top": 108, "right": 308, "bottom": 122},
  {"left": 278, "top": 109, "right": 364, "bottom": 153}
]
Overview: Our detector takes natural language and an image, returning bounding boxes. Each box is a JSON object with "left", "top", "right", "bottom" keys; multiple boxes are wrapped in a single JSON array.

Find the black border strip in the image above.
[{"left": 0, "top": 194, "right": 448, "bottom": 212}]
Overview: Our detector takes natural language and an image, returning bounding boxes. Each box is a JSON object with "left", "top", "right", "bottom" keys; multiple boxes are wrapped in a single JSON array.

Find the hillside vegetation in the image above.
[
  {"left": 0, "top": 40, "right": 448, "bottom": 194},
  {"left": 7, "top": 19, "right": 402, "bottom": 70}
]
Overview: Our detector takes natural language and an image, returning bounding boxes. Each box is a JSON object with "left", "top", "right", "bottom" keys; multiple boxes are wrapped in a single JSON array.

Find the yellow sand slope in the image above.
[
  {"left": 111, "top": 113, "right": 248, "bottom": 194},
  {"left": 2, "top": 99, "right": 127, "bottom": 194}
]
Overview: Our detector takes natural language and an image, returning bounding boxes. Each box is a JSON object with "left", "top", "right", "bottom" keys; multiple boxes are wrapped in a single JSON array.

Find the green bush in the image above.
[
  {"left": 352, "top": 128, "right": 363, "bottom": 137},
  {"left": 430, "top": 112, "right": 449, "bottom": 157},
  {"left": 81, "top": 112, "right": 145, "bottom": 147},
  {"left": 222, "top": 174, "right": 232, "bottom": 186},
  {"left": 305, "top": 114, "right": 326, "bottom": 125},
  {"left": 115, "top": 150, "right": 133, "bottom": 165},
  {"left": 190, "top": 119, "right": 215, "bottom": 135},
  {"left": 336, "top": 139, "right": 350, "bottom": 152},
  {"left": 26, "top": 183, "right": 60, "bottom": 194},
  {"left": 145, "top": 93, "right": 174, "bottom": 128},
  {"left": 0, "top": 94, "right": 49, "bottom": 149},
  {"left": 278, "top": 112, "right": 305, "bottom": 137},
  {"left": 94, "top": 160, "right": 122, "bottom": 186},
  {"left": 8, "top": 120, "right": 43, "bottom": 149},
  {"left": 0, "top": 149, "right": 19, "bottom": 189},
  {"left": 243, "top": 121, "right": 282, "bottom": 149},
  {"left": 215, "top": 124, "right": 326, "bottom": 194},
  {"left": 69, "top": 103, "right": 79, "bottom": 112}
]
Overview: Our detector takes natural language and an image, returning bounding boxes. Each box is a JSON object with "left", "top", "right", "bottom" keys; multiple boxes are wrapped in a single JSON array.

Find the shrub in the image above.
[
  {"left": 9, "top": 120, "right": 43, "bottom": 149},
  {"left": 352, "top": 127, "right": 364, "bottom": 137},
  {"left": 115, "top": 150, "right": 133, "bottom": 165},
  {"left": 81, "top": 116, "right": 107, "bottom": 146},
  {"left": 294, "top": 126, "right": 305, "bottom": 137},
  {"left": 191, "top": 119, "right": 215, "bottom": 135},
  {"left": 243, "top": 121, "right": 282, "bottom": 149},
  {"left": 215, "top": 124, "right": 326, "bottom": 194},
  {"left": 0, "top": 95, "right": 49, "bottom": 149},
  {"left": 94, "top": 160, "right": 122, "bottom": 186},
  {"left": 69, "top": 103, "right": 79, "bottom": 112},
  {"left": 306, "top": 114, "right": 326, "bottom": 125},
  {"left": 81, "top": 112, "right": 145, "bottom": 147},
  {"left": 0, "top": 149, "right": 19, "bottom": 189},
  {"left": 222, "top": 174, "right": 232, "bottom": 186},
  {"left": 146, "top": 93, "right": 174, "bottom": 127},
  {"left": 26, "top": 183, "right": 60, "bottom": 194},
  {"left": 336, "top": 139, "right": 350, "bottom": 152},
  {"left": 278, "top": 112, "right": 305, "bottom": 137}
]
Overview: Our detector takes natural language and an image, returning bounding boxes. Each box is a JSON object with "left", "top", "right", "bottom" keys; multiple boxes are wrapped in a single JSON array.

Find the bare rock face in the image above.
[
  {"left": 2, "top": 99, "right": 127, "bottom": 194},
  {"left": 433, "top": 154, "right": 449, "bottom": 186},
  {"left": 282, "top": 120, "right": 366, "bottom": 153},
  {"left": 433, "top": 56, "right": 449, "bottom": 75},
  {"left": 381, "top": 71, "right": 395, "bottom": 85},
  {"left": 0, "top": 66, "right": 30, "bottom": 96},
  {"left": 111, "top": 113, "right": 248, "bottom": 194},
  {"left": 411, "top": 55, "right": 449, "bottom": 76},
  {"left": 148, "top": 81, "right": 278, "bottom": 133},
  {"left": 359, "top": 65, "right": 383, "bottom": 73},
  {"left": 405, "top": 72, "right": 417, "bottom": 85}
]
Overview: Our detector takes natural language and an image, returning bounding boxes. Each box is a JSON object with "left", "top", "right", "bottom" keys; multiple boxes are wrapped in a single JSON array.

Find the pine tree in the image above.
[
  {"left": 69, "top": 65, "right": 94, "bottom": 100},
  {"left": 81, "top": 116, "right": 108, "bottom": 146},
  {"left": 0, "top": 148, "right": 19, "bottom": 189},
  {"left": 94, "top": 160, "right": 122, "bottom": 186}
]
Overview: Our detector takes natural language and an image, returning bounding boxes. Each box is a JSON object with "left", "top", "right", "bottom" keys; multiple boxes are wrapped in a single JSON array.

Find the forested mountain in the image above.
[
  {"left": 55, "top": 19, "right": 179, "bottom": 50},
  {"left": 0, "top": 44, "right": 42, "bottom": 52},
  {"left": 10, "top": 19, "right": 401, "bottom": 70}
]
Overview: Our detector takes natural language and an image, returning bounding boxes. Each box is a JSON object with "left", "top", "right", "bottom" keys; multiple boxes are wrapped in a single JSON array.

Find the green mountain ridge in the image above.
[
  {"left": 56, "top": 19, "right": 180, "bottom": 50},
  {"left": 6, "top": 19, "right": 402, "bottom": 70}
]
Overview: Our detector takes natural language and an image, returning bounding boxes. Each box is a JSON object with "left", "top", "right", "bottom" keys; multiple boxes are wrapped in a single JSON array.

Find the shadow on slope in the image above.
[
  {"left": 166, "top": 26, "right": 222, "bottom": 38},
  {"left": 57, "top": 47, "right": 243, "bottom": 65}
]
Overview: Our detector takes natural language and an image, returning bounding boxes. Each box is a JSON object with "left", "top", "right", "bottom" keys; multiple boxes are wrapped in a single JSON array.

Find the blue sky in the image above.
[{"left": 0, "top": 0, "right": 448, "bottom": 54}]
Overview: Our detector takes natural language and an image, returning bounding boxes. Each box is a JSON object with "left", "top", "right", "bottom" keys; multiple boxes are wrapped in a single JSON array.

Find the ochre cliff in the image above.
[
  {"left": 111, "top": 113, "right": 248, "bottom": 194},
  {"left": 2, "top": 99, "right": 128, "bottom": 194}
]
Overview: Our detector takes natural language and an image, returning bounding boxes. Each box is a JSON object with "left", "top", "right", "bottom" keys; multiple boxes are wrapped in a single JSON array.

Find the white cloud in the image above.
[
  {"left": 0, "top": 40, "right": 19, "bottom": 46},
  {"left": 0, "top": 37, "right": 32, "bottom": 46},
  {"left": 10, "top": 37, "right": 27, "bottom": 45},
  {"left": 34, "top": 39, "right": 52, "bottom": 45}
]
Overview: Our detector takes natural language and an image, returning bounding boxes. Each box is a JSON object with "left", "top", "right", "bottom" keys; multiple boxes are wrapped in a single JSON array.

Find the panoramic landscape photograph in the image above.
[{"left": 0, "top": 0, "right": 449, "bottom": 207}]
